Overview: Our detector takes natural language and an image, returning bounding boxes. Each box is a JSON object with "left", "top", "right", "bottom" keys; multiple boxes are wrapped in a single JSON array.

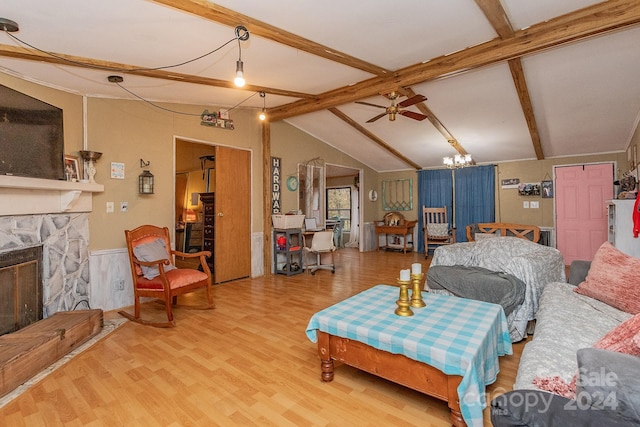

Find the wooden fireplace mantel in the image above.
[{"left": 0, "top": 175, "right": 104, "bottom": 215}]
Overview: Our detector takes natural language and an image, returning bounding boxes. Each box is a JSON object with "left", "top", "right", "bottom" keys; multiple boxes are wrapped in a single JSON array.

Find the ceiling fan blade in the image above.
[
  {"left": 400, "top": 110, "right": 428, "bottom": 121},
  {"left": 398, "top": 94, "right": 427, "bottom": 108},
  {"left": 366, "top": 113, "right": 388, "bottom": 123},
  {"left": 355, "top": 101, "right": 387, "bottom": 109}
]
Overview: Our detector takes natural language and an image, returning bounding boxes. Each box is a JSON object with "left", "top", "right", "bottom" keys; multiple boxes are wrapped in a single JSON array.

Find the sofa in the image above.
[
  {"left": 427, "top": 236, "right": 565, "bottom": 342},
  {"left": 492, "top": 241, "right": 640, "bottom": 425}
]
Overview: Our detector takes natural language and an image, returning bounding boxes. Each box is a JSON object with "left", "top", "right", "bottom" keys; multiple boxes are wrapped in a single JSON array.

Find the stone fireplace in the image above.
[{"left": 0, "top": 175, "right": 103, "bottom": 325}]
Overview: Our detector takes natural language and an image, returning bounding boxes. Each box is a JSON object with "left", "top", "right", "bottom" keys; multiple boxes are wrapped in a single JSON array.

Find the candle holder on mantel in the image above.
[
  {"left": 395, "top": 277, "right": 413, "bottom": 317},
  {"left": 410, "top": 272, "right": 426, "bottom": 308},
  {"left": 79, "top": 150, "right": 102, "bottom": 183}
]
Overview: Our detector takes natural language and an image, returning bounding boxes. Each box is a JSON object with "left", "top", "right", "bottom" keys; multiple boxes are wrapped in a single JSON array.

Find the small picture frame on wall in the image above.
[
  {"left": 64, "top": 155, "right": 80, "bottom": 181},
  {"left": 541, "top": 180, "right": 554, "bottom": 198}
]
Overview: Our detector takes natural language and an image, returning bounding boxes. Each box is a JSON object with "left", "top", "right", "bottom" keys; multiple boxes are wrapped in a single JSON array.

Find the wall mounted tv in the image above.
[{"left": 0, "top": 84, "right": 65, "bottom": 180}]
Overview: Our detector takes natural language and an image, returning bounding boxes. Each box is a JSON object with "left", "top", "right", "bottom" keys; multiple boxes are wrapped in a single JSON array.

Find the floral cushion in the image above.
[
  {"left": 426, "top": 223, "right": 449, "bottom": 237},
  {"left": 575, "top": 242, "right": 640, "bottom": 314}
]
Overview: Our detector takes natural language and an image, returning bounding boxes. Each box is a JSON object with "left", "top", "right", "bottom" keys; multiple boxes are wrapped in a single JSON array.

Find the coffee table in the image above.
[{"left": 306, "top": 285, "right": 512, "bottom": 427}]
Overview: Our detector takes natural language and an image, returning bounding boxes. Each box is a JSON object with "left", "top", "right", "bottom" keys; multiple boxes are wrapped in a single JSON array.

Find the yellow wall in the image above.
[
  {"left": 85, "top": 97, "right": 263, "bottom": 250},
  {"left": 270, "top": 121, "right": 379, "bottom": 223}
]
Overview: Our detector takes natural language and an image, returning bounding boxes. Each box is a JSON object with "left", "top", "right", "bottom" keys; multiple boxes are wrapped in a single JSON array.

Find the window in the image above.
[{"left": 326, "top": 187, "right": 351, "bottom": 231}]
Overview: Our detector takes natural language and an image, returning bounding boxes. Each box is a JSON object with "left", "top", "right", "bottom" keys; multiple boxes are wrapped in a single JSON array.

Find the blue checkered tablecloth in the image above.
[{"left": 306, "top": 284, "right": 512, "bottom": 427}]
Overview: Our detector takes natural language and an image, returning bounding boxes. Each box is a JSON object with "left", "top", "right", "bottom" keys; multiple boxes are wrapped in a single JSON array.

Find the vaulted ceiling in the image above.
[{"left": 2, "top": 0, "right": 640, "bottom": 172}]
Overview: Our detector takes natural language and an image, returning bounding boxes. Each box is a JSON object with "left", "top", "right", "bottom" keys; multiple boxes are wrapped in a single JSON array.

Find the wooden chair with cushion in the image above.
[
  {"left": 423, "top": 206, "right": 456, "bottom": 258},
  {"left": 119, "top": 224, "right": 214, "bottom": 327}
]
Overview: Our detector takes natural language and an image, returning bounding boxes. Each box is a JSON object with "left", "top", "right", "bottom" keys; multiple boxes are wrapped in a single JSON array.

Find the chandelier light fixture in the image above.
[{"left": 443, "top": 154, "right": 472, "bottom": 169}]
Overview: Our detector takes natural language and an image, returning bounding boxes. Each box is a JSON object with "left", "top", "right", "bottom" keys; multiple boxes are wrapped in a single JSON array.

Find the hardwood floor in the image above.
[{"left": 0, "top": 248, "right": 524, "bottom": 426}]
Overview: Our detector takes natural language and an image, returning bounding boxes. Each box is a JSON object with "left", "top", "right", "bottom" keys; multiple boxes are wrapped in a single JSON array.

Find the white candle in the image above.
[
  {"left": 400, "top": 269, "right": 410, "bottom": 281},
  {"left": 411, "top": 263, "right": 422, "bottom": 274}
]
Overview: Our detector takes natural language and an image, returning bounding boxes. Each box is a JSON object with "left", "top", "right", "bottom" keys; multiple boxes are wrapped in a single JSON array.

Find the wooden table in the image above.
[
  {"left": 306, "top": 285, "right": 512, "bottom": 427},
  {"left": 374, "top": 220, "right": 417, "bottom": 253}
]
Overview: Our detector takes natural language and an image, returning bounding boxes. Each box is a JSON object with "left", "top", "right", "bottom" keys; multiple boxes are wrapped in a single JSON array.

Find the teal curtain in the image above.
[
  {"left": 417, "top": 169, "right": 453, "bottom": 254},
  {"left": 454, "top": 165, "right": 495, "bottom": 242}
]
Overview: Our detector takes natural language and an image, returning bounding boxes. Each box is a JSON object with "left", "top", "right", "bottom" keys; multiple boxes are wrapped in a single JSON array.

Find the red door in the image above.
[{"left": 555, "top": 163, "right": 614, "bottom": 265}]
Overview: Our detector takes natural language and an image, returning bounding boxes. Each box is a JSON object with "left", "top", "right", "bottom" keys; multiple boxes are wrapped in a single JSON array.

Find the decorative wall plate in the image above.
[
  {"left": 368, "top": 189, "right": 378, "bottom": 201},
  {"left": 286, "top": 175, "right": 298, "bottom": 191}
]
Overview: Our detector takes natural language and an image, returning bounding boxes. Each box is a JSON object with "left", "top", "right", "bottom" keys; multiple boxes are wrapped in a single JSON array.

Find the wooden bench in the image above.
[
  {"left": 466, "top": 222, "right": 540, "bottom": 242},
  {"left": 0, "top": 309, "right": 103, "bottom": 397}
]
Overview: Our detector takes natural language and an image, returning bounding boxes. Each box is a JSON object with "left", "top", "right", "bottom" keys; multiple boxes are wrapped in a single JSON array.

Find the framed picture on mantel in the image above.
[{"left": 64, "top": 155, "right": 80, "bottom": 182}]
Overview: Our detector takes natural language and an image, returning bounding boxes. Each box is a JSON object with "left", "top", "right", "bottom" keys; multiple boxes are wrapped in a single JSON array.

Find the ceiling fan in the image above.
[{"left": 356, "top": 92, "right": 428, "bottom": 123}]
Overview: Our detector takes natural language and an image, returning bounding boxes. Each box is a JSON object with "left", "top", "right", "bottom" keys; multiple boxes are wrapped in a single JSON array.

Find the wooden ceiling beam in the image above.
[
  {"left": 397, "top": 87, "right": 471, "bottom": 160},
  {"left": 149, "top": 0, "right": 390, "bottom": 77},
  {"left": 327, "top": 108, "right": 422, "bottom": 170},
  {"left": 508, "top": 58, "right": 544, "bottom": 160},
  {"left": 474, "top": 0, "right": 544, "bottom": 160},
  {"left": 268, "top": 0, "right": 640, "bottom": 121},
  {"left": 0, "top": 44, "right": 316, "bottom": 100},
  {"left": 473, "top": 0, "right": 514, "bottom": 38}
]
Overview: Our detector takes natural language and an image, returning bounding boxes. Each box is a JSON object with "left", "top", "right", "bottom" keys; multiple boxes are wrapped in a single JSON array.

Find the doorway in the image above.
[
  {"left": 175, "top": 139, "right": 251, "bottom": 283},
  {"left": 325, "top": 163, "right": 363, "bottom": 249},
  {"left": 555, "top": 162, "right": 614, "bottom": 264}
]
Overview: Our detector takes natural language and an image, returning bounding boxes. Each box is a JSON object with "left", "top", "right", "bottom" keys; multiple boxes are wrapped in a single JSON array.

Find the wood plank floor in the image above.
[{"left": 0, "top": 248, "right": 524, "bottom": 426}]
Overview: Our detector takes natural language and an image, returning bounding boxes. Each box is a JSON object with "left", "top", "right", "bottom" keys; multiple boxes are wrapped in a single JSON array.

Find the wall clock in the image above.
[
  {"left": 286, "top": 176, "right": 298, "bottom": 191},
  {"left": 368, "top": 189, "right": 378, "bottom": 201}
]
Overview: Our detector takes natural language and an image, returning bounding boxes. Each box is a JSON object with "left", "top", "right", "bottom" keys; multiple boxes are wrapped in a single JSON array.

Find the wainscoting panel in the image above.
[
  {"left": 251, "top": 232, "right": 264, "bottom": 278},
  {"left": 88, "top": 249, "right": 134, "bottom": 312}
]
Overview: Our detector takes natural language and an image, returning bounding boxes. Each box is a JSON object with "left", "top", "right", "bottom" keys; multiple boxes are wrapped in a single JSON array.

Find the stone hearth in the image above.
[{"left": 0, "top": 214, "right": 90, "bottom": 316}]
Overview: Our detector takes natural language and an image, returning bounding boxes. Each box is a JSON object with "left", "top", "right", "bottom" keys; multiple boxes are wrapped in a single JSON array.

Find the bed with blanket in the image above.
[{"left": 426, "top": 236, "right": 565, "bottom": 342}]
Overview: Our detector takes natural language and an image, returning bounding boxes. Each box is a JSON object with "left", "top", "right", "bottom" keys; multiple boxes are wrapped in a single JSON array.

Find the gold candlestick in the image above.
[
  {"left": 410, "top": 272, "right": 426, "bottom": 308},
  {"left": 395, "top": 279, "right": 413, "bottom": 316}
]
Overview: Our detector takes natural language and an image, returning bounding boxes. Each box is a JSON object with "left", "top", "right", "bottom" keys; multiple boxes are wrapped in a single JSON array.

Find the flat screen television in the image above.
[{"left": 0, "top": 84, "right": 65, "bottom": 180}]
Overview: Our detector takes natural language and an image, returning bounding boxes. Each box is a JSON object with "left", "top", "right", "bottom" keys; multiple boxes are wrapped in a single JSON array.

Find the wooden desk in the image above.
[{"left": 374, "top": 220, "right": 417, "bottom": 253}]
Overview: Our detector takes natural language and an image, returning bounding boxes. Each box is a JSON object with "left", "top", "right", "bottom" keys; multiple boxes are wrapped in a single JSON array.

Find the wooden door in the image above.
[
  {"left": 214, "top": 145, "right": 251, "bottom": 283},
  {"left": 556, "top": 163, "right": 613, "bottom": 265}
]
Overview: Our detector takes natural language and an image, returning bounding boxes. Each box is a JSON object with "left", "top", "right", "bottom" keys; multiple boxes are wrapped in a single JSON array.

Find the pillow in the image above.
[
  {"left": 533, "top": 314, "right": 640, "bottom": 399},
  {"left": 574, "top": 242, "right": 640, "bottom": 314},
  {"left": 576, "top": 348, "right": 640, "bottom": 422},
  {"left": 133, "top": 238, "right": 176, "bottom": 280},
  {"left": 593, "top": 313, "right": 640, "bottom": 356},
  {"left": 426, "top": 223, "right": 449, "bottom": 237}
]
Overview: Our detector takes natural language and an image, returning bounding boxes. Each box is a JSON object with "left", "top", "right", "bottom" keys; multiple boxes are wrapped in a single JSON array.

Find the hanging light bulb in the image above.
[
  {"left": 259, "top": 91, "right": 266, "bottom": 121},
  {"left": 234, "top": 60, "right": 245, "bottom": 87}
]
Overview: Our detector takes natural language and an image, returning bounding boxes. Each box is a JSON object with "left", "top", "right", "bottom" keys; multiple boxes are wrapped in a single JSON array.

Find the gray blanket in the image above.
[{"left": 427, "top": 265, "right": 526, "bottom": 316}]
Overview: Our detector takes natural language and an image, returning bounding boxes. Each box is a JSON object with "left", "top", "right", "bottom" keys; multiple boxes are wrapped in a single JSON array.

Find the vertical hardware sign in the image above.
[{"left": 271, "top": 157, "right": 281, "bottom": 214}]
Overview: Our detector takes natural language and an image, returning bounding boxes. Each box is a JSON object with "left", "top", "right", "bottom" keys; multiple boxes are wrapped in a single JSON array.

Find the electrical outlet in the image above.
[
  {"left": 112, "top": 279, "right": 125, "bottom": 291},
  {"left": 106, "top": 201, "right": 114, "bottom": 213},
  {"left": 523, "top": 201, "right": 529, "bottom": 209},
  {"left": 120, "top": 201, "right": 128, "bottom": 212}
]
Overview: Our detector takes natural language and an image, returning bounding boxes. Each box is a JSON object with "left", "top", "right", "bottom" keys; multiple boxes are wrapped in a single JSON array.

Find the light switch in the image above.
[
  {"left": 530, "top": 201, "right": 539, "bottom": 209},
  {"left": 106, "top": 202, "right": 114, "bottom": 213},
  {"left": 523, "top": 201, "right": 529, "bottom": 209}
]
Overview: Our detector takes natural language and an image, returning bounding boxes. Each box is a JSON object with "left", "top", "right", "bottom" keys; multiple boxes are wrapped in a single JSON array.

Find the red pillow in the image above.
[
  {"left": 574, "top": 242, "right": 640, "bottom": 314},
  {"left": 593, "top": 313, "right": 640, "bottom": 356}
]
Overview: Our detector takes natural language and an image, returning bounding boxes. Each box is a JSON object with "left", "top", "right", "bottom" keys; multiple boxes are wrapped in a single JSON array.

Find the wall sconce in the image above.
[{"left": 138, "top": 159, "right": 154, "bottom": 194}]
